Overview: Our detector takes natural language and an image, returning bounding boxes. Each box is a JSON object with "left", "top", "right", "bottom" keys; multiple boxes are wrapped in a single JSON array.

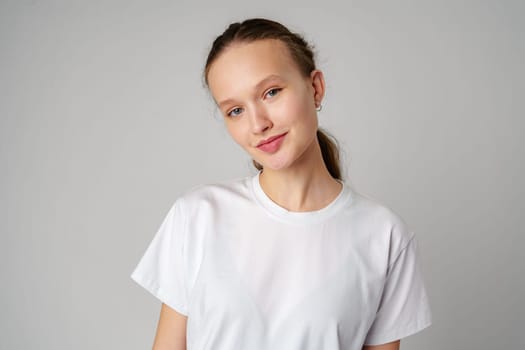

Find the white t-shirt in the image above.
[{"left": 131, "top": 171, "right": 432, "bottom": 349}]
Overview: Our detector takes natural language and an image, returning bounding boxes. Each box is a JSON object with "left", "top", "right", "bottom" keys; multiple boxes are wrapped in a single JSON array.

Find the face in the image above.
[{"left": 207, "top": 39, "right": 325, "bottom": 171}]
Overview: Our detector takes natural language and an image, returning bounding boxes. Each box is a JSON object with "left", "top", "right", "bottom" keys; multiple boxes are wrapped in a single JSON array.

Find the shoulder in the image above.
[
  {"left": 346, "top": 186, "right": 415, "bottom": 255},
  {"left": 173, "top": 174, "right": 253, "bottom": 213}
]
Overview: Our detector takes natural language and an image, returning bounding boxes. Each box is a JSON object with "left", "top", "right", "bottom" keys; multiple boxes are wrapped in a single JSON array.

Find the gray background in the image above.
[{"left": 1, "top": 0, "right": 523, "bottom": 349}]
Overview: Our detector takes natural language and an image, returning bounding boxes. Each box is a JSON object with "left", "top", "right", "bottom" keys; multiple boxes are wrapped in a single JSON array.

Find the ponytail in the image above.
[{"left": 316, "top": 128, "right": 342, "bottom": 180}]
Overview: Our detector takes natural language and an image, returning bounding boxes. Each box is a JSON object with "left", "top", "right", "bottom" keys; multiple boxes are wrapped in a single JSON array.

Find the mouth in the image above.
[
  {"left": 256, "top": 132, "right": 288, "bottom": 153},
  {"left": 257, "top": 132, "right": 288, "bottom": 147}
]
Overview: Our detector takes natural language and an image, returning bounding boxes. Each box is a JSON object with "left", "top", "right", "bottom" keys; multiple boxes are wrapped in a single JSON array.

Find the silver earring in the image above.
[{"left": 316, "top": 103, "right": 322, "bottom": 112}]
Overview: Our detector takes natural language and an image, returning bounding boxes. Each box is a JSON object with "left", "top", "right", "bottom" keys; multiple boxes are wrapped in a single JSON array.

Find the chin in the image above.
[{"left": 256, "top": 154, "right": 294, "bottom": 171}]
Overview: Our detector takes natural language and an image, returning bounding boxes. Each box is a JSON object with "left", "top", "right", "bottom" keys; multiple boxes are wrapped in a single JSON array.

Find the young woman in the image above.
[{"left": 131, "top": 18, "right": 432, "bottom": 350}]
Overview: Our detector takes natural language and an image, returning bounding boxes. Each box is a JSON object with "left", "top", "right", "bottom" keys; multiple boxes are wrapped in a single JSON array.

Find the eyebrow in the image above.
[{"left": 217, "top": 74, "right": 283, "bottom": 109}]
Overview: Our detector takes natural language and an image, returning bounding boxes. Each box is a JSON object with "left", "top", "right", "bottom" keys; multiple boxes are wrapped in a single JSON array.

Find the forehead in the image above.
[{"left": 207, "top": 39, "right": 302, "bottom": 101}]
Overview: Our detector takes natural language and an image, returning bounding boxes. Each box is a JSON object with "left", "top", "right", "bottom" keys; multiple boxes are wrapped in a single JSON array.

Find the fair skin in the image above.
[
  {"left": 207, "top": 39, "right": 342, "bottom": 211},
  {"left": 151, "top": 39, "right": 401, "bottom": 350},
  {"left": 152, "top": 304, "right": 187, "bottom": 350}
]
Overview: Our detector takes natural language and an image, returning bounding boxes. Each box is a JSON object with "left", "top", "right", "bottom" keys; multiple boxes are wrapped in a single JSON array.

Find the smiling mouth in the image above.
[
  {"left": 257, "top": 132, "right": 287, "bottom": 147},
  {"left": 256, "top": 132, "right": 287, "bottom": 153}
]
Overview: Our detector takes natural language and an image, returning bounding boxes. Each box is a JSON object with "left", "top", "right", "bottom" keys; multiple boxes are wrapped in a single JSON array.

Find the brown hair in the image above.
[{"left": 203, "top": 18, "right": 342, "bottom": 180}]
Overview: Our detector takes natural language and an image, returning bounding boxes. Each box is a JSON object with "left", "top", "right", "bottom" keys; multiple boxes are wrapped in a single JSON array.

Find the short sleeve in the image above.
[
  {"left": 130, "top": 199, "right": 189, "bottom": 315},
  {"left": 364, "top": 234, "right": 432, "bottom": 345}
]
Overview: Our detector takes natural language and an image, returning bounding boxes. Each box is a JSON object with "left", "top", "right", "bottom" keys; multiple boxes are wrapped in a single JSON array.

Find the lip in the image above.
[
  {"left": 256, "top": 132, "right": 287, "bottom": 153},
  {"left": 257, "top": 132, "right": 288, "bottom": 147}
]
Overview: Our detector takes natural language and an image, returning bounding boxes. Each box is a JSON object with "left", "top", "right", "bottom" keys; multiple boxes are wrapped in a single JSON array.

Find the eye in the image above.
[
  {"left": 227, "top": 107, "right": 243, "bottom": 117},
  {"left": 265, "top": 88, "right": 282, "bottom": 98}
]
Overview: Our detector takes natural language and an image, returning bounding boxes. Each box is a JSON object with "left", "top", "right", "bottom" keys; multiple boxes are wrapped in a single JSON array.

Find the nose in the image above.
[{"left": 250, "top": 104, "right": 272, "bottom": 134}]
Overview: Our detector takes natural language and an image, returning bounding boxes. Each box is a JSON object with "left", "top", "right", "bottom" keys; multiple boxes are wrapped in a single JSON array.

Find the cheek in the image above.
[
  {"left": 279, "top": 95, "right": 317, "bottom": 130},
  {"left": 285, "top": 91, "right": 313, "bottom": 118}
]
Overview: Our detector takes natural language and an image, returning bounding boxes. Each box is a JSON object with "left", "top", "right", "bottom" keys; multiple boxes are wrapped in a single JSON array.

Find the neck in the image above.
[{"left": 258, "top": 139, "right": 342, "bottom": 212}]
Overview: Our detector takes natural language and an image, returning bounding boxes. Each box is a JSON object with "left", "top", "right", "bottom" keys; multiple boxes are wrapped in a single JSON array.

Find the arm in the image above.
[
  {"left": 152, "top": 303, "right": 188, "bottom": 350},
  {"left": 363, "top": 340, "right": 400, "bottom": 350}
]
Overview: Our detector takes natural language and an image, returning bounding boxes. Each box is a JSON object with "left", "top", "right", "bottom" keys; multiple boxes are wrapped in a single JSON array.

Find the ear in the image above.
[{"left": 309, "top": 69, "right": 325, "bottom": 109}]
